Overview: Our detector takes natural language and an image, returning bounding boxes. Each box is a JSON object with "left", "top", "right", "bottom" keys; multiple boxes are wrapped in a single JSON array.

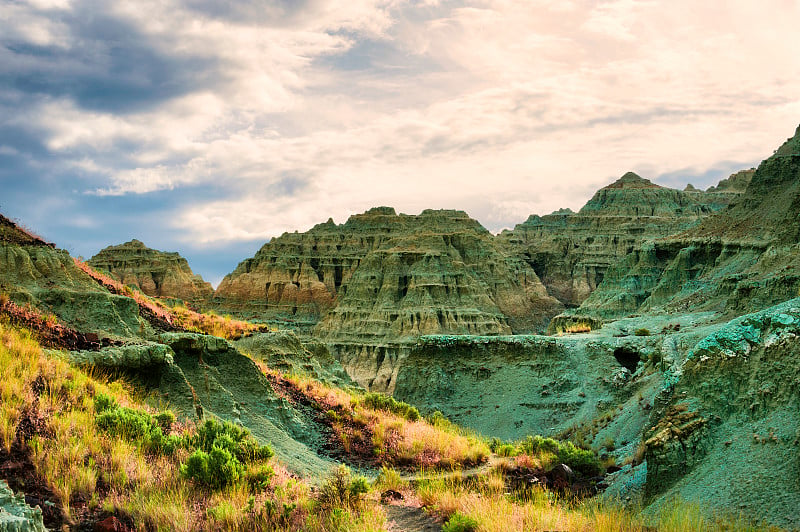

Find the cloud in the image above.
[{"left": 1, "top": 0, "right": 800, "bottom": 282}]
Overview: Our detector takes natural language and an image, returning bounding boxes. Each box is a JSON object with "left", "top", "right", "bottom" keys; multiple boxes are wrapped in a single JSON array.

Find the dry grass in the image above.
[
  {"left": 417, "top": 470, "right": 784, "bottom": 532},
  {"left": 73, "top": 258, "right": 261, "bottom": 339},
  {"left": 0, "top": 320, "right": 387, "bottom": 530},
  {"left": 279, "top": 372, "right": 489, "bottom": 470}
]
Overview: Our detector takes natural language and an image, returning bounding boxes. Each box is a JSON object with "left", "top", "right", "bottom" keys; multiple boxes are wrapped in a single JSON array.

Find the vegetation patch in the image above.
[
  {"left": 264, "top": 370, "right": 489, "bottom": 470},
  {"left": 0, "top": 321, "right": 390, "bottom": 530}
]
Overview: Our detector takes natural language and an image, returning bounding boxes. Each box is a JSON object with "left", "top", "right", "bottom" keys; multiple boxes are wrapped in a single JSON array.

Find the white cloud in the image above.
[{"left": 5, "top": 0, "right": 800, "bottom": 247}]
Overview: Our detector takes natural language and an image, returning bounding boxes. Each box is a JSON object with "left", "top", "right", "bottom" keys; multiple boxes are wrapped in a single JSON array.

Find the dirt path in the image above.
[
  {"left": 384, "top": 504, "right": 441, "bottom": 532},
  {"left": 398, "top": 455, "right": 501, "bottom": 484}
]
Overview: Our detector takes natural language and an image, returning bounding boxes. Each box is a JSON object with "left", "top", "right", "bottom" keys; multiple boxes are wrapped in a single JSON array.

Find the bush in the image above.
[
  {"left": 96, "top": 406, "right": 155, "bottom": 441},
  {"left": 181, "top": 418, "right": 274, "bottom": 490},
  {"left": 634, "top": 328, "right": 651, "bottom": 336},
  {"left": 182, "top": 446, "right": 241, "bottom": 489},
  {"left": 191, "top": 419, "right": 273, "bottom": 462},
  {"left": 519, "top": 435, "right": 559, "bottom": 456},
  {"left": 94, "top": 393, "right": 117, "bottom": 413},
  {"left": 154, "top": 411, "right": 175, "bottom": 431},
  {"left": 96, "top": 404, "right": 183, "bottom": 454},
  {"left": 247, "top": 464, "right": 275, "bottom": 491},
  {"left": 443, "top": 512, "right": 479, "bottom": 532},
  {"left": 557, "top": 441, "right": 601, "bottom": 476},
  {"left": 496, "top": 444, "right": 517, "bottom": 457},
  {"left": 318, "top": 465, "right": 370, "bottom": 511},
  {"left": 361, "top": 393, "right": 420, "bottom": 422}
]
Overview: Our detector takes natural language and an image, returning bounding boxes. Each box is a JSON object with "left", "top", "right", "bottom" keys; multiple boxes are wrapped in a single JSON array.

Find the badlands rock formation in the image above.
[
  {"left": 215, "top": 208, "right": 563, "bottom": 390},
  {"left": 215, "top": 207, "right": 562, "bottom": 335},
  {"left": 0, "top": 214, "right": 143, "bottom": 338},
  {"left": 565, "top": 126, "right": 800, "bottom": 323},
  {"left": 500, "top": 171, "right": 749, "bottom": 308},
  {"left": 88, "top": 240, "right": 213, "bottom": 303}
]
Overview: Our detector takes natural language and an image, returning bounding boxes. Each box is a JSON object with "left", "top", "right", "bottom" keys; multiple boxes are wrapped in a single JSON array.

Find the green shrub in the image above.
[
  {"left": 180, "top": 418, "right": 274, "bottom": 490},
  {"left": 443, "top": 512, "right": 479, "bottom": 532},
  {"left": 96, "top": 406, "right": 154, "bottom": 440},
  {"left": 496, "top": 443, "right": 517, "bottom": 457},
  {"left": 318, "top": 465, "right": 370, "bottom": 510},
  {"left": 154, "top": 411, "right": 175, "bottom": 431},
  {"left": 94, "top": 393, "right": 117, "bottom": 413},
  {"left": 519, "top": 435, "right": 559, "bottom": 456},
  {"left": 191, "top": 418, "right": 273, "bottom": 462},
  {"left": 361, "top": 392, "right": 420, "bottom": 422},
  {"left": 557, "top": 441, "right": 601, "bottom": 476},
  {"left": 182, "top": 446, "right": 241, "bottom": 489},
  {"left": 96, "top": 405, "right": 183, "bottom": 455},
  {"left": 635, "top": 328, "right": 651, "bottom": 336},
  {"left": 247, "top": 464, "right": 275, "bottom": 491}
]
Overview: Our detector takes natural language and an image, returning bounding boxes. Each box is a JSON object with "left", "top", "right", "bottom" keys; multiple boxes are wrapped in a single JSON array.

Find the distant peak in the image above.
[
  {"left": 602, "top": 172, "right": 661, "bottom": 190},
  {"left": 772, "top": 123, "right": 800, "bottom": 157},
  {"left": 363, "top": 206, "right": 397, "bottom": 216}
]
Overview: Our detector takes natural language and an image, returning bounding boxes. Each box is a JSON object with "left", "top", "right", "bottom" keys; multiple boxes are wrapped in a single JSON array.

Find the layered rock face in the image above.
[
  {"left": 88, "top": 240, "right": 213, "bottom": 303},
  {"left": 569, "top": 126, "right": 800, "bottom": 322},
  {"left": 500, "top": 172, "right": 745, "bottom": 308},
  {"left": 215, "top": 208, "right": 562, "bottom": 391},
  {"left": 215, "top": 207, "right": 561, "bottom": 334}
]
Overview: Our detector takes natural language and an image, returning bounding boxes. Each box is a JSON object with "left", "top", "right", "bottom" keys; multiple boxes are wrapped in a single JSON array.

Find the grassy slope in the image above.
[{"left": 2, "top": 319, "right": 783, "bottom": 531}]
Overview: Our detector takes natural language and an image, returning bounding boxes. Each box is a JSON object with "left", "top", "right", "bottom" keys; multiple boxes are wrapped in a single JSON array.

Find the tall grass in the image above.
[
  {"left": 73, "top": 258, "right": 260, "bottom": 339},
  {"left": 414, "top": 469, "right": 784, "bottom": 532},
  {"left": 280, "top": 372, "right": 489, "bottom": 470},
  {"left": 0, "top": 320, "right": 387, "bottom": 530}
]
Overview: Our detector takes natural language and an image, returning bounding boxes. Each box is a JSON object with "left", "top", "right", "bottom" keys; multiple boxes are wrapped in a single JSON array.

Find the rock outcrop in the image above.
[
  {"left": 0, "top": 480, "right": 46, "bottom": 532},
  {"left": 642, "top": 298, "right": 800, "bottom": 529},
  {"left": 215, "top": 208, "right": 560, "bottom": 333},
  {"left": 88, "top": 240, "right": 213, "bottom": 303},
  {"left": 500, "top": 172, "right": 745, "bottom": 308},
  {"left": 566, "top": 125, "right": 800, "bottom": 322},
  {"left": 215, "top": 208, "right": 563, "bottom": 391}
]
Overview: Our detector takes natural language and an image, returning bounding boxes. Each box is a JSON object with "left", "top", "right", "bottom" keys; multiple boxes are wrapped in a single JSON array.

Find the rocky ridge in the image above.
[
  {"left": 215, "top": 208, "right": 563, "bottom": 389},
  {"left": 564, "top": 126, "right": 800, "bottom": 323},
  {"left": 215, "top": 208, "right": 560, "bottom": 332},
  {"left": 88, "top": 240, "right": 213, "bottom": 303},
  {"left": 500, "top": 171, "right": 748, "bottom": 308}
]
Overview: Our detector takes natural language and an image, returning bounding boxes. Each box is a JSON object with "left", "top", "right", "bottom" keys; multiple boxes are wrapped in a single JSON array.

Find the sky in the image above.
[{"left": 1, "top": 0, "right": 800, "bottom": 286}]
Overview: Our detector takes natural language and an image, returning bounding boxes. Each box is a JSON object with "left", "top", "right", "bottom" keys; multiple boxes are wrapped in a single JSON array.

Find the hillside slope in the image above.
[
  {"left": 500, "top": 171, "right": 749, "bottom": 308},
  {"left": 563, "top": 125, "right": 800, "bottom": 323}
]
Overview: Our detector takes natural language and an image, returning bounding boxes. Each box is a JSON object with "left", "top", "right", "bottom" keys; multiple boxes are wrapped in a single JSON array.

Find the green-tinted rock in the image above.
[
  {"left": 88, "top": 240, "right": 213, "bottom": 303},
  {"left": 0, "top": 215, "right": 146, "bottom": 338},
  {"left": 0, "top": 480, "right": 45, "bottom": 532},
  {"left": 235, "top": 331, "right": 353, "bottom": 387},
  {"left": 215, "top": 208, "right": 560, "bottom": 334},
  {"left": 68, "top": 342, "right": 174, "bottom": 368},
  {"left": 642, "top": 298, "right": 800, "bottom": 529},
  {"left": 501, "top": 172, "right": 745, "bottom": 308},
  {"left": 155, "top": 332, "right": 336, "bottom": 478},
  {"left": 564, "top": 126, "right": 800, "bottom": 322}
]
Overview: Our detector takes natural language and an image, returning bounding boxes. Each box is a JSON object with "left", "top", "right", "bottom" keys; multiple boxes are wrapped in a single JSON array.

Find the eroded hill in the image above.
[{"left": 88, "top": 240, "right": 213, "bottom": 304}]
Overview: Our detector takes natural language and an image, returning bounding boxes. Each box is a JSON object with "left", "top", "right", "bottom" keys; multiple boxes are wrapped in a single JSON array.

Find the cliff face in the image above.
[
  {"left": 88, "top": 240, "right": 213, "bottom": 303},
  {"left": 500, "top": 172, "right": 745, "bottom": 308},
  {"left": 568, "top": 125, "right": 800, "bottom": 322},
  {"left": 642, "top": 298, "right": 800, "bottom": 528},
  {"left": 215, "top": 207, "right": 563, "bottom": 391},
  {"left": 215, "top": 207, "right": 561, "bottom": 335}
]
